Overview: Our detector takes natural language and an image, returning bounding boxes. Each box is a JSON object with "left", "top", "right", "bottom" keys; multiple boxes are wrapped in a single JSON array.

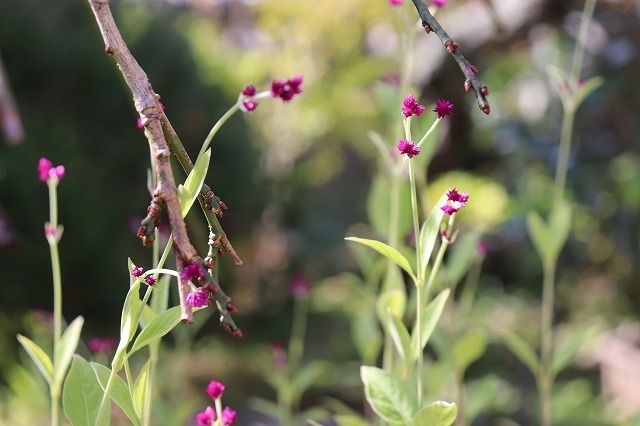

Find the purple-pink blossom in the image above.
[
  {"left": 271, "top": 76, "right": 303, "bottom": 102},
  {"left": 389, "top": 0, "right": 404, "bottom": 5},
  {"left": 38, "top": 158, "right": 65, "bottom": 182},
  {"left": 242, "top": 100, "right": 259, "bottom": 112},
  {"left": 221, "top": 407, "right": 237, "bottom": 425},
  {"left": 397, "top": 140, "right": 421, "bottom": 158},
  {"left": 440, "top": 188, "right": 469, "bottom": 215},
  {"left": 144, "top": 275, "right": 157, "bottom": 286},
  {"left": 433, "top": 99, "right": 454, "bottom": 118},
  {"left": 402, "top": 94, "right": 426, "bottom": 118},
  {"left": 241, "top": 85, "right": 257, "bottom": 97},
  {"left": 206, "top": 380, "right": 226, "bottom": 400},
  {"left": 187, "top": 289, "right": 210, "bottom": 308},
  {"left": 196, "top": 406, "right": 215, "bottom": 426},
  {"left": 131, "top": 266, "right": 144, "bottom": 278},
  {"left": 181, "top": 263, "right": 205, "bottom": 282},
  {"left": 432, "top": 0, "right": 448, "bottom": 6},
  {"left": 87, "top": 337, "right": 116, "bottom": 354}
]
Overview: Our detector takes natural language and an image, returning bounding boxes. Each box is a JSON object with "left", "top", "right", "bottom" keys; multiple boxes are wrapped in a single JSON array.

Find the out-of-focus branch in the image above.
[
  {"left": 410, "top": 0, "right": 491, "bottom": 115},
  {"left": 0, "top": 52, "right": 25, "bottom": 145},
  {"left": 86, "top": 0, "right": 241, "bottom": 334}
]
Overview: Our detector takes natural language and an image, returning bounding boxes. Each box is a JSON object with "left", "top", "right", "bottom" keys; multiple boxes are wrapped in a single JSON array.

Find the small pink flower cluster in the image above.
[
  {"left": 396, "top": 95, "right": 454, "bottom": 159},
  {"left": 440, "top": 188, "right": 469, "bottom": 215},
  {"left": 130, "top": 266, "right": 157, "bottom": 286},
  {"left": 239, "top": 76, "right": 303, "bottom": 113},
  {"left": 38, "top": 158, "right": 65, "bottom": 183},
  {"left": 195, "top": 380, "right": 237, "bottom": 426}
]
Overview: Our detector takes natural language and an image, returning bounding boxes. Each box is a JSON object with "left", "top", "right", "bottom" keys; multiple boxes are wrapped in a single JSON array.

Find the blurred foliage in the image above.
[{"left": 1, "top": 0, "right": 640, "bottom": 424}]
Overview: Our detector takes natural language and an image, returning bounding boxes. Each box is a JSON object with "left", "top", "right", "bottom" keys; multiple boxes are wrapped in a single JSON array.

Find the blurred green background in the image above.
[{"left": 1, "top": 0, "right": 639, "bottom": 424}]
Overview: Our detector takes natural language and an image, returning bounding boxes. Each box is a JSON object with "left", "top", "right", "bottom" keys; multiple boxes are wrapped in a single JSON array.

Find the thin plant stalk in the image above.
[{"left": 47, "top": 179, "right": 62, "bottom": 426}]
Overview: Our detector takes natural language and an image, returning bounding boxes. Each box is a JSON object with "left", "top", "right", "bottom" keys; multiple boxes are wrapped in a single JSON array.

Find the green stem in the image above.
[
  {"left": 96, "top": 352, "right": 124, "bottom": 425},
  {"left": 552, "top": 107, "right": 575, "bottom": 209},
  {"left": 539, "top": 260, "right": 556, "bottom": 426},
  {"left": 198, "top": 103, "right": 240, "bottom": 161},
  {"left": 409, "top": 161, "right": 422, "bottom": 281},
  {"left": 47, "top": 180, "right": 62, "bottom": 426},
  {"left": 288, "top": 296, "right": 309, "bottom": 375},
  {"left": 415, "top": 282, "right": 424, "bottom": 406}
]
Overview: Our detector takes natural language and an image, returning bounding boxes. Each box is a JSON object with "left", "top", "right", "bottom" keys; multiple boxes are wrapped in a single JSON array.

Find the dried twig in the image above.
[
  {"left": 0, "top": 52, "right": 25, "bottom": 145},
  {"left": 410, "top": 0, "right": 491, "bottom": 114},
  {"left": 86, "top": 0, "right": 240, "bottom": 334}
]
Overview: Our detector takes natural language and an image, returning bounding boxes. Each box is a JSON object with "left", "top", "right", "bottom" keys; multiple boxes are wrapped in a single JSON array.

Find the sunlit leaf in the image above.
[
  {"left": 361, "top": 366, "right": 417, "bottom": 426},
  {"left": 452, "top": 329, "right": 488, "bottom": 373},
  {"left": 63, "top": 355, "right": 109, "bottom": 426},
  {"left": 376, "top": 289, "right": 406, "bottom": 327},
  {"left": 119, "top": 280, "right": 141, "bottom": 352},
  {"left": 133, "top": 359, "right": 151, "bottom": 418},
  {"left": 352, "top": 310, "right": 382, "bottom": 365},
  {"left": 345, "top": 237, "right": 415, "bottom": 279},
  {"left": 413, "top": 401, "right": 457, "bottom": 426},
  {"left": 16, "top": 334, "right": 53, "bottom": 386},
  {"left": 411, "top": 289, "right": 450, "bottom": 360},
  {"left": 91, "top": 362, "right": 140, "bottom": 426},
  {"left": 55, "top": 316, "right": 85, "bottom": 385},
  {"left": 387, "top": 312, "right": 412, "bottom": 376},
  {"left": 574, "top": 76, "right": 604, "bottom": 107},
  {"left": 419, "top": 193, "right": 447, "bottom": 278},
  {"left": 129, "top": 306, "right": 182, "bottom": 355},
  {"left": 503, "top": 332, "right": 540, "bottom": 377},
  {"left": 177, "top": 148, "right": 211, "bottom": 217}
]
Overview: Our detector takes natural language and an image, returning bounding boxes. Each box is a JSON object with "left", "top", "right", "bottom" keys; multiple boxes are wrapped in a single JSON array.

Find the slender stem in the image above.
[
  {"left": 198, "top": 103, "right": 240, "bottom": 160},
  {"left": 552, "top": 105, "right": 575, "bottom": 209},
  {"left": 409, "top": 162, "right": 422, "bottom": 281},
  {"left": 417, "top": 118, "right": 441, "bottom": 148},
  {"left": 568, "top": 0, "right": 597, "bottom": 95},
  {"left": 415, "top": 281, "right": 424, "bottom": 406},
  {"left": 539, "top": 260, "right": 556, "bottom": 426},
  {"left": 288, "top": 296, "right": 309, "bottom": 374},
  {"left": 96, "top": 353, "right": 123, "bottom": 425},
  {"left": 214, "top": 398, "right": 223, "bottom": 426},
  {"left": 47, "top": 179, "right": 62, "bottom": 426}
]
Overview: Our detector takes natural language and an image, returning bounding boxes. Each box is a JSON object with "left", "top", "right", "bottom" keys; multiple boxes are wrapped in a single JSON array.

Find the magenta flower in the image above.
[
  {"left": 87, "top": 337, "right": 116, "bottom": 354},
  {"left": 131, "top": 266, "right": 144, "bottom": 278},
  {"left": 432, "top": 0, "right": 448, "bottom": 6},
  {"left": 402, "top": 94, "right": 426, "bottom": 118},
  {"left": 271, "top": 76, "right": 303, "bottom": 102},
  {"left": 440, "top": 188, "right": 469, "bottom": 215},
  {"left": 181, "top": 263, "right": 205, "bottom": 282},
  {"left": 433, "top": 99, "right": 454, "bottom": 118},
  {"left": 389, "top": 0, "right": 404, "bottom": 5},
  {"left": 187, "top": 289, "right": 210, "bottom": 308},
  {"left": 397, "top": 140, "right": 421, "bottom": 158},
  {"left": 221, "top": 407, "right": 237, "bottom": 425},
  {"left": 195, "top": 406, "right": 215, "bottom": 426},
  {"left": 206, "top": 380, "right": 226, "bottom": 400},
  {"left": 38, "top": 158, "right": 65, "bottom": 182},
  {"left": 242, "top": 100, "right": 259, "bottom": 112},
  {"left": 241, "top": 85, "right": 256, "bottom": 97},
  {"left": 144, "top": 275, "right": 157, "bottom": 286},
  {"left": 289, "top": 272, "right": 312, "bottom": 298}
]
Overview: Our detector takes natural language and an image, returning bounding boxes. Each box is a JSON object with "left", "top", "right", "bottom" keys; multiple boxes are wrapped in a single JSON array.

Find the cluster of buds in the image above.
[{"left": 195, "top": 380, "right": 237, "bottom": 426}]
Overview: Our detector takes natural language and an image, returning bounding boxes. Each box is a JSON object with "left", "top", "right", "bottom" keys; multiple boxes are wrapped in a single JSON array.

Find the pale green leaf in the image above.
[
  {"left": 574, "top": 76, "right": 604, "bottom": 107},
  {"left": 63, "top": 355, "right": 109, "bottom": 426},
  {"left": 452, "top": 329, "right": 488, "bottom": 373},
  {"left": 361, "top": 366, "right": 418, "bottom": 426},
  {"left": 527, "top": 211, "right": 552, "bottom": 264},
  {"left": 139, "top": 305, "right": 156, "bottom": 329},
  {"left": 133, "top": 359, "right": 151, "bottom": 418},
  {"left": 130, "top": 306, "right": 182, "bottom": 355},
  {"left": 548, "top": 201, "right": 572, "bottom": 260},
  {"left": 388, "top": 312, "right": 412, "bottom": 376},
  {"left": 178, "top": 148, "right": 211, "bottom": 217},
  {"left": 419, "top": 193, "right": 447, "bottom": 278},
  {"left": 55, "top": 316, "right": 85, "bottom": 386},
  {"left": 413, "top": 401, "right": 457, "bottom": 426},
  {"left": 150, "top": 275, "right": 170, "bottom": 314},
  {"left": 352, "top": 310, "right": 382, "bottom": 365},
  {"left": 91, "top": 362, "right": 141, "bottom": 426},
  {"left": 16, "top": 334, "right": 53, "bottom": 386},
  {"left": 503, "top": 332, "right": 540, "bottom": 377},
  {"left": 345, "top": 237, "right": 415, "bottom": 279},
  {"left": 376, "top": 289, "right": 407, "bottom": 327},
  {"left": 411, "top": 289, "right": 450, "bottom": 360},
  {"left": 119, "top": 280, "right": 141, "bottom": 351}
]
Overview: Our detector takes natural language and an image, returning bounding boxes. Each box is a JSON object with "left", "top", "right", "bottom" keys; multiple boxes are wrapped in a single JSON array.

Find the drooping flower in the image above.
[
  {"left": 432, "top": 0, "right": 448, "bottom": 6},
  {"left": 433, "top": 99, "right": 454, "bottom": 118},
  {"left": 131, "top": 266, "right": 144, "bottom": 278},
  {"left": 206, "top": 380, "right": 226, "bottom": 400},
  {"left": 87, "top": 337, "right": 116, "bottom": 354},
  {"left": 181, "top": 263, "right": 205, "bottom": 282},
  {"left": 187, "top": 289, "right": 210, "bottom": 308},
  {"left": 389, "top": 0, "right": 404, "bottom": 5},
  {"left": 221, "top": 407, "right": 237, "bottom": 425},
  {"left": 440, "top": 188, "right": 469, "bottom": 215},
  {"left": 242, "top": 100, "right": 259, "bottom": 112},
  {"left": 38, "top": 158, "right": 65, "bottom": 182},
  {"left": 195, "top": 406, "right": 216, "bottom": 426},
  {"left": 402, "top": 94, "right": 426, "bottom": 118},
  {"left": 271, "top": 76, "right": 303, "bottom": 102},
  {"left": 397, "top": 140, "right": 421, "bottom": 158},
  {"left": 241, "top": 85, "right": 257, "bottom": 97}
]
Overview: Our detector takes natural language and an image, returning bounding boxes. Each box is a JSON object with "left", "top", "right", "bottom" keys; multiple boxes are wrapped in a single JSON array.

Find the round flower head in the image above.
[
  {"left": 433, "top": 99, "right": 454, "bottom": 118},
  {"left": 181, "top": 263, "right": 205, "bottom": 282},
  {"left": 271, "top": 76, "right": 303, "bottom": 102},
  {"left": 440, "top": 188, "right": 469, "bottom": 215},
  {"left": 242, "top": 100, "right": 259, "bottom": 112},
  {"left": 131, "top": 266, "right": 144, "bottom": 277},
  {"left": 241, "top": 85, "right": 256, "bottom": 97},
  {"left": 402, "top": 94, "right": 425, "bottom": 118},
  {"left": 206, "top": 380, "right": 226, "bottom": 400},
  {"left": 221, "top": 407, "right": 237, "bottom": 425},
  {"left": 389, "top": 0, "right": 404, "bottom": 5},
  {"left": 38, "top": 157, "right": 65, "bottom": 182},
  {"left": 196, "top": 406, "right": 215, "bottom": 426},
  {"left": 187, "top": 288, "right": 210, "bottom": 308},
  {"left": 397, "top": 140, "right": 420, "bottom": 159}
]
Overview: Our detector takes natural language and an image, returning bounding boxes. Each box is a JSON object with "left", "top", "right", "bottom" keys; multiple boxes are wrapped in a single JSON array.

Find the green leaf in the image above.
[
  {"left": 546, "top": 64, "right": 571, "bottom": 106},
  {"left": 387, "top": 312, "right": 412, "bottom": 376},
  {"left": 91, "top": 362, "right": 141, "bottom": 426},
  {"left": 139, "top": 305, "right": 157, "bottom": 329},
  {"left": 335, "top": 415, "right": 370, "bottom": 426},
  {"left": 411, "top": 289, "right": 450, "bottom": 360},
  {"left": 503, "top": 331, "right": 540, "bottom": 377},
  {"left": 574, "top": 75, "right": 604, "bottom": 107},
  {"left": 419, "top": 193, "right": 447, "bottom": 278},
  {"left": 548, "top": 201, "right": 572, "bottom": 260},
  {"left": 551, "top": 326, "right": 590, "bottom": 377},
  {"left": 292, "top": 361, "right": 329, "bottom": 396},
  {"left": 366, "top": 174, "right": 411, "bottom": 247},
  {"left": 177, "top": 148, "right": 211, "bottom": 217},
  {"left": 129, "top": 306, "right": 182, "bottom": 355},
  {"left": 352, "top": 310, "right": 382, "bottom": 365},
  {"left": 55, "top": 316, "right": 85, "bottom": 386},
  {"left": 16, "top": 334, "right": 53, "bottom": 386},
  {"left": 452, "top": 329, "right": 488, "bottom": 373},
  {"left": 345, "top": 237, "right": 415, "bottom": 279},
  {"left": 361, "top": 366, "right": 418, "bottom": 426},
  {"left": 150, "top": 275, "right": 170, "bottom": 314},
  {"left": 119, "top": 280, "right": 141, "bottom": 351},
  {"left": 63, "top": 355, "right": 109, "bottom": 426},
  {"left": 527, "top": 211, "right": 552, "bottom": 264},
  {"left": 413, "top": 401, "right": 457, "bottom": 426},
  {"left": 443, "top": 231, "right": 482, "bottom": 290},
  {"left": 376, "top": 289, "right": 406, "bottom": 327},
  {"left": 133, "top": 359, "right": 151, "bottom": 418}
]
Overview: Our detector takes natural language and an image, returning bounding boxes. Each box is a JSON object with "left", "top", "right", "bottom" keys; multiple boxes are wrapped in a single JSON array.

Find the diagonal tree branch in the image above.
[{"left": 410, "top": 0, "right": 491, "bottom": 115}]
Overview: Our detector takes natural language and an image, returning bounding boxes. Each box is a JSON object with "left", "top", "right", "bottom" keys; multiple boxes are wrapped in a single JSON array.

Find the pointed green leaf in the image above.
[
  {"left": 119, "top": 280, "right": 141, "bottom": 351},
  {"left": 16, "top": 334, "right": 53, "bottom": 386},
  {"left": 55, "top": 316, "right": 85, "bottom": 385},
  {"left": 361, "top": 366, "right": 417, "bottom": 426},
  {"left": 63, "top": 355, "right": 109, "bottom": 426},
  {"left": 443, "top": 231, "right": 482, "bottom": 289},
  {"left": 419, "top": 194, "right": 447, "bottom": 278},
  {"left": 91, "top": 362, "right": 141, "bottom": 426},
  {"left": 139, "top": 305, "right": 157, "bottom": 329},
  {"left": 411, "top": 289, "right": 450, "bottom": 360},
  {"left": 352, "top": 310, "right": 382, "bottom": 365},
  {"left": 150, "top": 275, "right": 170, "bottom": 314},
  {"left": 503, "top": 332, "right": 540, "bottom": 377},
  {"left": 452, "top": 329, "right": 488, "bottom": 373},
  {"left": 551, "top": 327, "right": 590, "bottom": 377},
  {"left": 574, "top": 75, "right": 604, "bottom": 107},
  {"left": 388, "top": 312, "right": 412, "bottom": 376},
  {"left": 546, "top": 65, "right": 571, "bottom": 106},
  {"left": 376, "top": 289, "right": 406, "bottom": 327},
  {"left": 133, "top": 359, "right": 151, "bottom": 418},
  {"left": 292, "top": 361, "right": 329, "bottom": 395},
  {"left": 527, "top": 211, "right": 552, "bottom": 263},
  {"left": 335, "top": 415, "right": 370, "bottom": 426},
  {"left": 413, "top": 401, "right": 457, "bottom": 426},
  {"left": 129, "top": 306, "right": 182, "bottom": 355},
  {"left": 345, "top": 237, "right": 415, "bottom": 279},
  {"left": 548, "top": 201, "right": 572, "bottom": 260},
  {"left": 178, "top": 148, "right": 211, "bottom": 217}
]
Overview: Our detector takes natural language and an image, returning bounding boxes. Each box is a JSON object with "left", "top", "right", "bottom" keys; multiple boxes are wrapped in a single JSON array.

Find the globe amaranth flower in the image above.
[
  {"left": 181, "top": 263, "right": 205, "bottom": 282},
  {"left": 271, "top": 76, "right": 303, "bottom": 102},
  {"left": 144, "top": 275, "right": 157, "bottom": 286},
  {"left": 440, "top": 188, "right": 469, "bottom": 215},
  {"left": 397, "top": 140, "right": 420, "bottom": 159},
  {"left": 87, "top": 337, "right": 116, "bottom": 354},
  {"left": 241, "top": 100, "right": 259, "bottom": 112},
  {"left": 131, "top": 266, "right": 144, "bottom": 278},
  {"left": 196, "top": 406, "right": 215, "bottom": 426},
  {"left": 221, "top": 407, "right": 237, "bottom": 425},
  {"left": 389, "top": 0, "right": 404, "bottom": 5},
  {"left": 38, "top": 158, "right": 65, "bottom": 182},
  {"left": 206, "top": 380, "right": 226, "bottom": 400},
  {"left": 241, "top": 85, "right": 256, "bottom": 97},
  {"left": 402, "top": 94, "right": 426, "bottom": 118},
  {"left": 433, "top": 99, "right": 454, "bottom": 118},
  {"left": 432, "top": 0, "right": 448, "bottom": 6},
  {"left": 187, "top": 288, "right": 210, "bottom": 308}
]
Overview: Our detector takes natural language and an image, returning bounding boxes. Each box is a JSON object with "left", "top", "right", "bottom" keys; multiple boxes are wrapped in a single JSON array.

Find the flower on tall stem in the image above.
[
  {"left": 38, "top": 158, "right": 65, "bottom": 183},
  {"left": 186, "top": 288, "right": 210, "bottom": 308},
  {"left": 206, "top": 380, "right": 225, "bottom": 400},
  {"left": 402, "top": 94, "right": 426, "bottom": 118},
  {"left": 433, "top": 99, "right": 454, "bottom": 118},
  {"left": 440, "top": 188, "right": 469, "bottom": 215},
  {"left": 397, "top": 140, "right": 420, "bottom": 159},
  {"left": 271, "top": 76, "right": 303, "bottom": 102},
  {"left": 181, "top": 263, "right": 205, "bottom": 282},
  {"left": 221, "top": 407, "right": 237, "bottom": 425},
  {"left": 196, "top": 406, "right": 216, "bottom": 426}
]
